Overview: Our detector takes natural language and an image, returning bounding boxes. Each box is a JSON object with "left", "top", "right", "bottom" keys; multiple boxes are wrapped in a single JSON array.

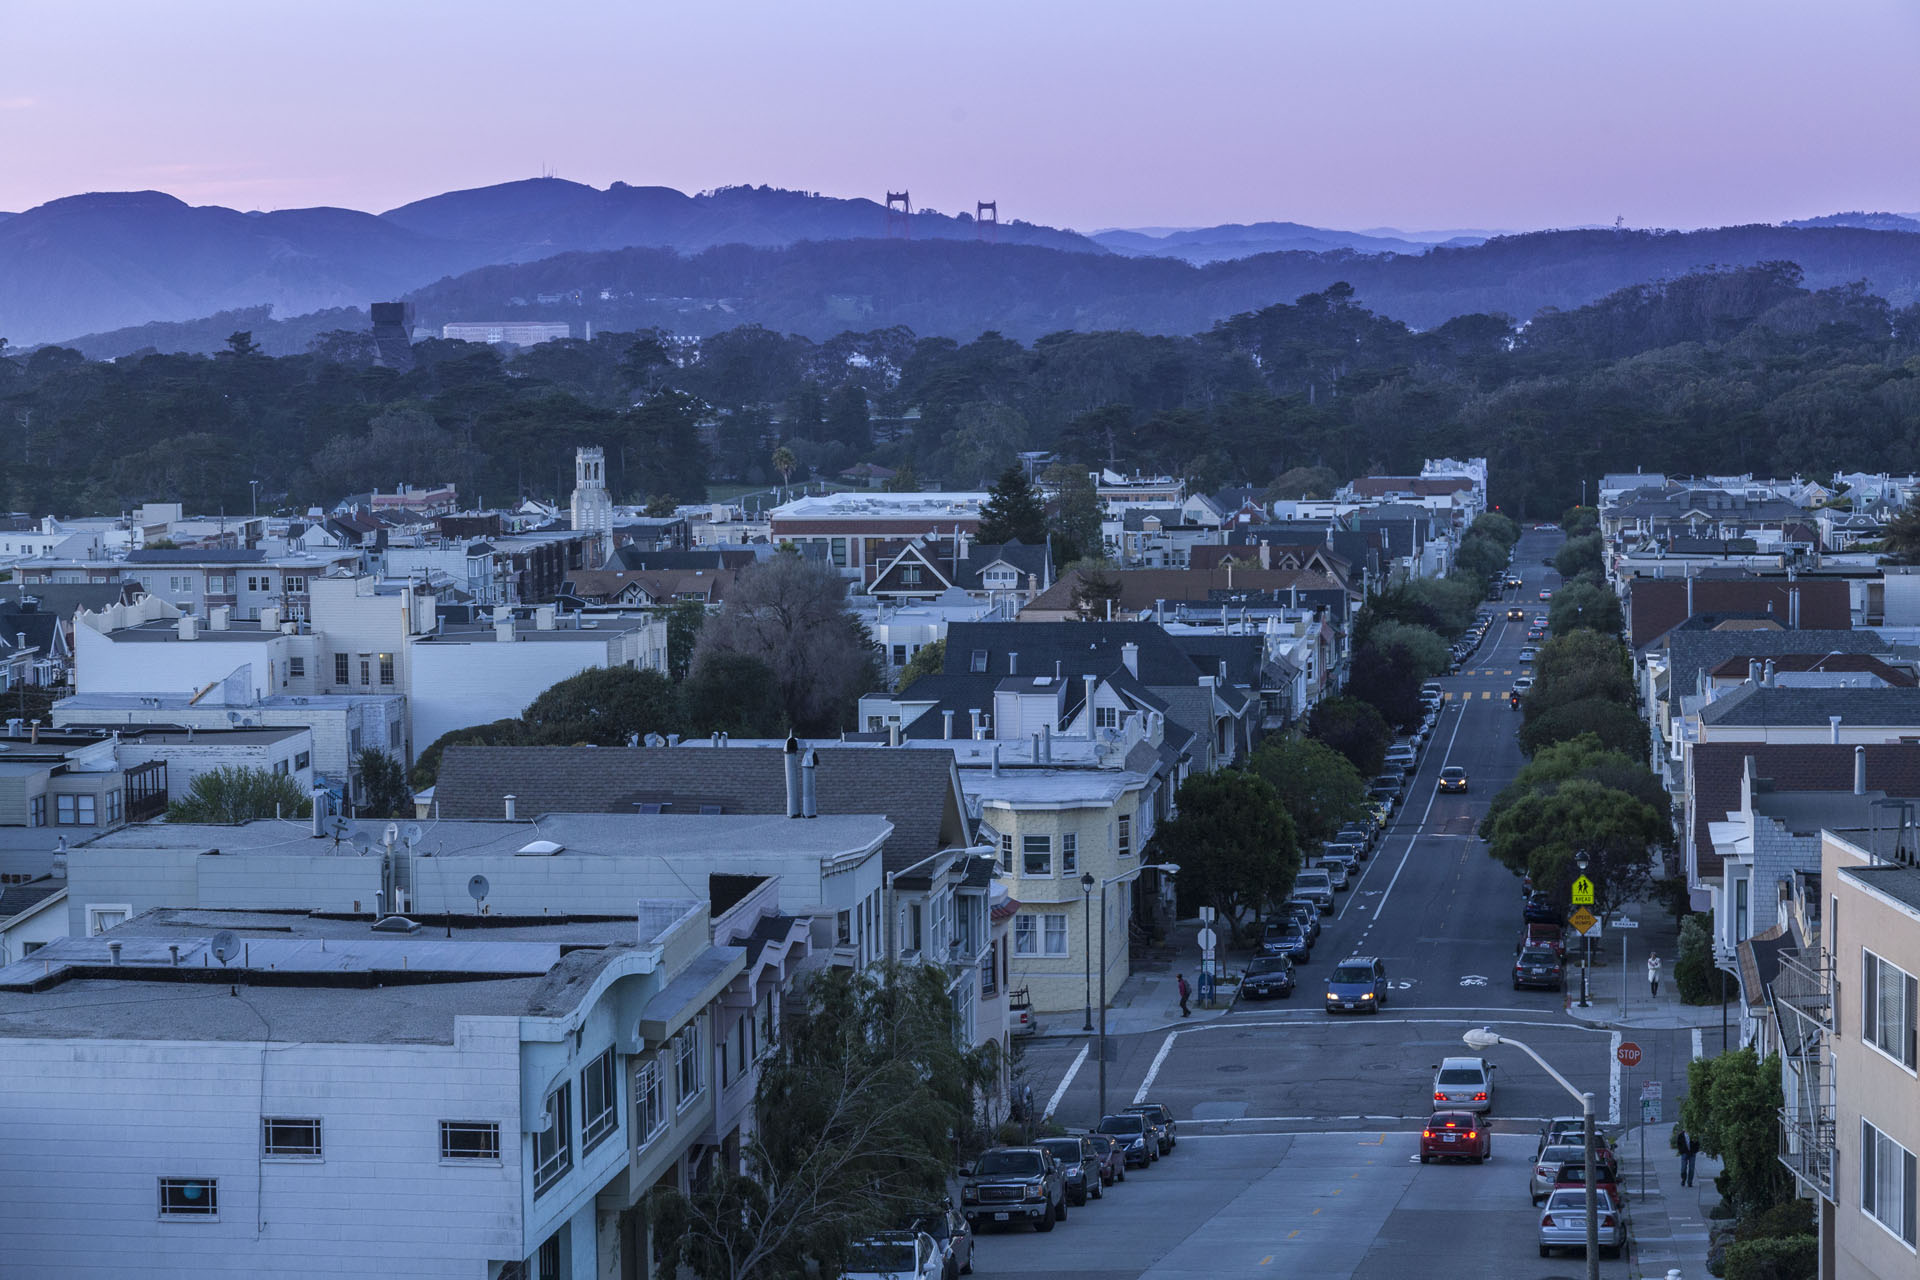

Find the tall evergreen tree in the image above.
[{"left": 978, "top": 464, "right": 1047, "bottom": 545}]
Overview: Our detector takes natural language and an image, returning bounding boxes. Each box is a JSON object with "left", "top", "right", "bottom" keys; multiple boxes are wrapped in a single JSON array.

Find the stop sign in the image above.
[{"left": 1616, "top": 1041, "right": 1643, "bottom": 1068}]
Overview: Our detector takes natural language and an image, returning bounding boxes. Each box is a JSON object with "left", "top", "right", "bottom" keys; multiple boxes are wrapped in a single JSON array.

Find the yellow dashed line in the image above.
[
  {"left": 1311, "top": 1208, "right": 1321, "bottom": 1216},
  {"left": 1287, "top": 1231, "right": 1300, "bottom": 1240},
  {"left": 1262, "top": 1254, "right": 1275, "bottom": 1263},
  {"left": 1481, "top": 690, "right": 1490, "bottom": 699}
]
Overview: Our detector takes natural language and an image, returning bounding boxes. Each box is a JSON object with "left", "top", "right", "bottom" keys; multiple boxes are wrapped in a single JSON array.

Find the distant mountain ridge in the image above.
[
  {"left": 1092, "top": 220, "right": 1487, "bottom": 263},
  {"left": 0, "top": 179, "right": 1098, "bottom": 346},
  {"left": 1783, "top": 211, "right": 1920, "bottom": 233}
]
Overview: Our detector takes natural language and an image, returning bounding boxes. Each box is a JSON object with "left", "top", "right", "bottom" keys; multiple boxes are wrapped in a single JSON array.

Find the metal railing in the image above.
[{"left": 1772, "top": 947, "right": 1835, "bottom": 1201}]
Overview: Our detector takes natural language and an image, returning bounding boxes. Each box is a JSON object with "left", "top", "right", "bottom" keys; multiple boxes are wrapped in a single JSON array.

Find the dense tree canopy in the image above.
[
  {"left": 1246, "top": 735, "right": 1370, "bottom": 850},
  {"left": 1150, "top": 770, "right": 1298, "bottom": 946}
]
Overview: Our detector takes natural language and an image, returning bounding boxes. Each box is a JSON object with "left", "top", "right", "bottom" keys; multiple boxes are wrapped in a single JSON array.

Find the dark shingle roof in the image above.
[
  {"left": 432, "top": 745, "right": 969, "bottom": 873},
  {"left": 1690, "top": 743, "right": 1920, "bottom": 877},
  {"left": 1707, "top": 653, "right": 1915, "bottom": 687},
  {"left": 0, "top": 583, "right": 138, "bottom": 615},
  {"left": 1628, "top": 578, "right": 1851, "bottom": 651},
  {"left": 1841, "top": 863, "right": 1920, "bottom": 916},
  {"left": 1699, "top": 685, "right": 1920, "bottom": 727},
  {"left": 941, "top": 622, "right": 1205, "bottom": 684},
  {"left": 1663, "top": 628, "right": 1895, "bottom": 700},
  {"left": 124, "top": 549, "right": 266, "bottom": 565}
]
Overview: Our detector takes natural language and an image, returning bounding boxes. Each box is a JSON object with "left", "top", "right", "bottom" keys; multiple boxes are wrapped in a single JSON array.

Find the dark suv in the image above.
[
  {"left": 1125, "top": 1102, "right": 1178, "bottom": 1153},
  {"left": 1513, "top": 947, "right": 1564, "bottom": 991},
  {"left": 960, "top": 1146, "right": 1066, "bottom": 1231},
  {"left": 1258, "top": 920, "right": 1310, "bottom": 962},
  {"left": 1035, "top": 1135, "right": 1103, "bottom": 1205},
  {"left": 1097, "top": 1112, "right": 1156, "bottom": 1167},
  {"left": 1325, "top": 956, "right": 1388, "bottom": 1014}
]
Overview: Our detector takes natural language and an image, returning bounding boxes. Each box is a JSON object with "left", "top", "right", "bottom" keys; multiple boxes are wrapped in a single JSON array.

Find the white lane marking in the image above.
[
  {"left": 1133, "top": 1028, "right": 1181, "bottom": 1104},
  {"left": 1692, "top": 1028, "right": 1704, "bottom": 1060},
  {"left": 1043, "top": 1043, "right": 1089, "bottom": 1120},
  {"left": 1193, "top": 1114, "right": 1560, "bottom": 1126},
  {"left": 1608, "top": 1030, "right": 1622, "bottom": 1127},
  {"left": 1170, "top": 1014, "right": 1615, "bottom": 1034},
  {"left": 1360, "top": 698, "right": 1474, "bottom": 925}
]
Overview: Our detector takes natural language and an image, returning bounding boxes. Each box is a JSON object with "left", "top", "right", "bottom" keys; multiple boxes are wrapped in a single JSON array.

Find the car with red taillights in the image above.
[
  {"left": 1417, "top": 1111, "right": 1490, "bottom": 1164},
  {"left": 1539, "top": 1187, "right": 1624, "bottom": 1259}
]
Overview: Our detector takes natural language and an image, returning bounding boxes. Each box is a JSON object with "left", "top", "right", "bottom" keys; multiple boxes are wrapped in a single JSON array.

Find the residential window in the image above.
[
  {"left": 1023, "top": 835, "right": 1052, "bottom": 876},
  {"left": 830, "top": 538, "right": 847, "bottom": 568},
  {"left": 294, "top": 751, "right": 310, "bottom": 771},
  {"left": 288, "top": 657, "right": 304, "bottom": 679},
  {"left": 274, "top": 760, "right": 289, "bottom": 776},
  {"left": 580, "top": 1049, "right": 618, "bottom": 1154},
  {"left": 735, "top": 1014, "right": 751, "bottom": 1077},
  {"left": 378, "top": 653, "right": 395, "bottom": 686},
  {"left": 158, "top": 1178, "right": 218, "bottom": 1219},
  {"left": 1044, "top": 913, "right": 1069, "bottom": 956},
  {"left": 1096, "top": 706, "right": 1119, "bottom": 729},
  {"left": 970, "top": 649, "right": 988, "bottom": 673},
  {"left": 1062, "top": 833, "right": 1078, "bottom": 873},
  {"left": 836, "top": 910, "right": 852, "bottom": 947},
  {"left": 334, "top": 653, "right": 350, "bottom": 685},
  {"left": 56, "top": 794, "right": 96, "bottom": 826},
  {"left": 262, "top": 1118, "right": 322, "bottom": 1159},
  {"left": 902, "top": 565, "right": 923, "bottom": 586},
  {"left": 358, "top": 655, "right": 371, "bottom": 686},
  {"left": 1014, "top": 912, "right": 1069, "bottom": 957},
  {"left": 532, "top": 1082, "right": 572, "bottom": 1195},
  {"left": 1118, "top": 814, "right": 1132, "bottom": 857},
  {"left": 1861, "top": 1118, "right": 1919, "bottom": 1248},
  {"left": 106, "top": 790, "right": 123, "bottom": 824},
  {"left": 891, "top": 644, "right": 907, "bottom": 666},
  {"left": 389, "top": 722, "right": 402, "bottom": 750},
  {"left": 634, "top": 1059, "right": 666, "bottom": 1144},
  {"left": 998, "top": 830, "right": 1013, "bottom": 872},
  {"left": 28, "top": 795, "right": 44, "bottom": 827},
  {"left": 1014, "top": 913, "right": 1038, "bottom": 956},
  {"left": 87, "top": 905, "right": 129, "bottom": 935},
  {"left": 439, "top": 1120, "right": 501, "bottom": 1161},
  {"left": 758, "top": 988, "right": 776, "bottom": 1048},
  {"left": 675, "top": 1025, "right": 704, "bottom": 1107},
  {"left": 1863, "top": 950, "right": 1919, "bottom": 1071},
  {"left": 284, "top": 575, "right": 305, "bottom": 594}
]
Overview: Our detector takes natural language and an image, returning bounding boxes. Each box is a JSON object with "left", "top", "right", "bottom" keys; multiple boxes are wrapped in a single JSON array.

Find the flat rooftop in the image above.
[
  {"left": 0, "top": 906, "right": 696, "bottom": 1044},
  {"left": 1840, "top": 862, "right": 1920, "bottom": 917}
]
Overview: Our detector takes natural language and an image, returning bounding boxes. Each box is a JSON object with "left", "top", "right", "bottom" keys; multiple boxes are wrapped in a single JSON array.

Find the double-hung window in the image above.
[
  {"left": 532, "top": 1082, "right": 572, "bottom": 1195},
  {"left": 1014, "top": 913, "right": 1038, "bottom": 956},
  {"left": 378, "top": 653, "right": 395, "bottom": 686},
  {"left": 580, "top": 1049, "right": 618, "bottom": 1154},
  {"left": 634, "top": 1059, "right": 665, "bottom": 1145},
  {"left": 1044, "top": 913, "right": 1069, "bottom": 956},
  {"left": 1014, "top": 912, "right": 1069, "bottom": 957},
  {"left": 1861, "top": 1118, "right": 1919, "bottom": 1248},
  {"left": 1096, "top": 706, "right": 1119, "bottom": 729},
  {"left": 334, "top": 653, "right": 350, "bottom": 685},
  {"left": 1117, "top": 814, "right": 1132, "bottom": 857},
  {"left": 675, "top": 1025, "right": 704, "bottom": 1107},
  {"left": 1023, "top": 835, "right": 1051, "bottom": 876},
  {"left": 1061, "top": 833, "right": 1078, "bottom": 873},
  {"left": 1863, "top": 949, "right": 1920, "bottom": 1071}
]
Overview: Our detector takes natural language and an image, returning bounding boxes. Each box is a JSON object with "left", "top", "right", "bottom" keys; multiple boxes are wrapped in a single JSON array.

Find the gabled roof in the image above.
[
  {"left": 1662, "top": 628, "right": 1895, "bottom": 700},
  {"left": 1689, "top": 743, "right": 1920, "bottom": 877},
  {"left": 431, "top": 745, "right": 970, "bottom": 874},
  {"left": 1708, "top": 653, "right": 1915, "bottom": 687},
  {"left": 1699, "top": 684, "right": 1920, "bottom": 728},
  {"left": 871, "top": 540, "right": 1050, "bottom": 595},
  {"left": 940, "top": 621, "right": 1205, "bottom": 684},
  {"left": 609, "top": 546, "right": 756, "bottom": 572},
  {"left": 1120, "top": 507, "right": 1192, "bottom": 531},
  {"left": 1627, "top": 577, "right": 1851, "bottom": 651}
]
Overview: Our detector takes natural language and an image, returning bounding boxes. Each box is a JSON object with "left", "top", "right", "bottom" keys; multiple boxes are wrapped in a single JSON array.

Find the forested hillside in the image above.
[{"left": 3, "top": 263, "right": 1917, "bottom": 522}]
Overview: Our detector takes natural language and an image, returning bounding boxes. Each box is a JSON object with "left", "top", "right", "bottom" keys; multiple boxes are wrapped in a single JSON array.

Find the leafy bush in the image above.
[
  {"left": 166, "top": 766, "right": 312, "bottom": 823},
  {"left": 1732, "top": 1199, "right": 1814, "bottom": 1243},
  {"left": 1677, "top": 913, "right": 1721, "bottom": 1004},
  {"left": 1722, "top": 1234, "right": 1817, "bottom": 1280}
]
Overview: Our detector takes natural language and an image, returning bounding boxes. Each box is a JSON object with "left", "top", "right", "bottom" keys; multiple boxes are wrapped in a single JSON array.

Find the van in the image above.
[{"left": 1295, "top": 870, "right": 1334, "bottom": 913}]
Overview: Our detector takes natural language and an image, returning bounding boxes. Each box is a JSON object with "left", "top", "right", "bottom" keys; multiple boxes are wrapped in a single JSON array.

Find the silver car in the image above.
[
  {"left": 1431, "top": 1056, "right": 1494, "bottom": 1113},
  {"left": 1538, "top": 1187, "right": 1623, "bottom": 1259}
]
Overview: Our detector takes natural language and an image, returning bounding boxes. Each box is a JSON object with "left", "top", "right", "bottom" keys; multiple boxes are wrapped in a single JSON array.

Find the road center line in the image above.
[
  {"left": 1361, "top": 689, "right": 1475, "bottom": 924},
  {"left": 1043, "top": 1043, "right": 1088, "bottom": 1120},
  {"left": 1132, "top": 1027, "right": 1182, "bottom": 1104}
]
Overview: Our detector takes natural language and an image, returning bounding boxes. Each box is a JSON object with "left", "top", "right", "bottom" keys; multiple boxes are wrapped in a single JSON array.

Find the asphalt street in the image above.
[{"left": 981, "top": 529, "right": 1695, "bottom": 1279}]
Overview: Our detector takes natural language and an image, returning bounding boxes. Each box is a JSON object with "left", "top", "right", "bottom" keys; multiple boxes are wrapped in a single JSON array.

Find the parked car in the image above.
[
  {"left": 1036, "top": 1135, "right": 1103, "bottom": 1205},
  {"left": 1257, "top": 921, "right": 1310, "bottom": 962},
  {"left": 1096, "top": 1112, "right": 1156, "bottom": 1167},
  {"left": 1083, "top": 1133, "right": 1127, "bottom": 1185},
  {"left": 1523, "top": 893, "right": 1563, "bottom": 926},
  {"left": 1418, "top": 1110, "right": 1491, "bottom": 1164},
  {"left": 1384, "top": 744, "right": 1418, "bottom": 773},
  {"left": 1539, "top": 1188, "right": 1623, "bottom": 1259},
  {"left": 1536, "top": 1117, "right": 1617, "bottom": 1159},
  {"left": 1283, "top": 898, "right": 1322, "bottom": 940},
  {"left": 1294, "top": 870, "right": 1335, "bottom": 913},
  {"left": 1519, "top": 922, "right": 1566, "bottom": 957},
  {"left": 1125, "top": 1103, "right": 1178, "bottom": 1153},
  {"left": 960, "top": 1147, "right": 1066, "bottom": 1231},
  {"left": 1549, "top": 1161, "right": 1624, "bottom": 1207},
  {"left": 1326, "top": 955, "right": 1388, "bottom": 1014},
  {"left": 1241, "top": 953, "right": 1297, "bottom": 999},
  {"left": 1336, "top": 823, "right": 1375, "bottom": 852},
  {"left": 1431, "top": 1056, "right": 1495, "bottom": 1112},
  {"left": 1315, "top": 857, "right": 1351, "bottom": 891},
  {"left": 1438, "top": 766, "right": 1468, "bottom": 794},
  {"left": 844, "top": 1232, "right": 945, "bottom": 1280},
  {"left": 1513, "top": 947, "right": 1565, "bottom": 991},
  {"left": 1528, "top": 1145, "right": 1622, "bottom": 1202},
  {"left": 1010, "top": 987, "right": 1039, "bottom": 1037},
  {"left": 910, "top": 1206, "right": 975, "bottom": 1280}
]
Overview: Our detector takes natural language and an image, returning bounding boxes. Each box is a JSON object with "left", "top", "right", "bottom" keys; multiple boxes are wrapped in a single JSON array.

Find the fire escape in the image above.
[{"left": 1773, "top": 945, "right": 1834, "bottom": 1200}]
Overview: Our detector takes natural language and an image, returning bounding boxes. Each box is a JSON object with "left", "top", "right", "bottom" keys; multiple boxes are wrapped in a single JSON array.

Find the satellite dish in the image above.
[
  {"left": 350, "top": 835, "right": 373, "bottom": 857},
  {"left": 210, "top": 931, "right": 240, "bottom": 966},
  {"left": 384, "top": 822, "right": 400, "bottom": 846},
  {"left": 403, "top": 823, "right": 424, "bottom": 845},
  {"left": 327, "top": 816, "right": 352, "bottom": 841},
  {"left": 467, "top": 874, "right": 490, "bottom": 904}
]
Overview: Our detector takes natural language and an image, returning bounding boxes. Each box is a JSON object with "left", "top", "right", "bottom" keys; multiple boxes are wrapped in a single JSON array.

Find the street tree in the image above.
[
  {"left": 1546, "top": 577, "right": 1624, "bottom": 637},
  {"left": 1148, "top": 770, "right": 1297, "bottom": 946},
  {"left": 1345, "top": 642, "right": 1426, "bottom": 730},
  {"left": 1480, "top": 733, "right": 1671, "bottom": 841},
  {"left": 691, "top": 553, "right": 879, "bottom": 734},
  {"left": 652, "top": 963, "right": 1000, "bottom": 1280},
  {"left": 1482, "top": 777, "right": 1663, "bottom": 921},
  {"left": 1553, "top": 531, "right": 1605, "bottom": 580},
  {"left": 1043, "top": 463, "right": 1104, "bottom": 563},
  {"left": 522, "top": 666, "right": 683, "bottom": 745},
  {"left": 664, "top": 598, "right": 708, "bottom": 682},
  {"left": 1366, "top": 620, "right": 1450, "bottom": 679},
  {"left": 1305, "top": 695, "right": 1394, "bottom": 778},
  {"left": 1069, "top": 563, "right": 1125, "bottom": 620},
  {"left": 167, "top": 766, "right": 312, "bottom": 823},
  {"left": 978, "top": 464, "right": 1048, "bottom": 546},
  {"left": 1246, "top": 735, "right": 1369, "bottom": 849},
  {"left": 1679, "top": 1047, "right": 1792, "bottom": 1217}
]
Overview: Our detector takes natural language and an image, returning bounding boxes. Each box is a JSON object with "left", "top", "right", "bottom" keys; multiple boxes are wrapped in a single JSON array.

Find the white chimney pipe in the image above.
[
  {"left": 1763, "top": 659, "right": 1775, "bottom": 687},
  {"left": 1083, "top": 675, "right": 1097, "bottom": 735},
  {"left": 969, "top": 709, "right": 982, "bottom": 740},
  {"left": 1830, "top": 715, "right": 1842, "bottom": 745},
  {"left": 504, "top": 794, "right": 517, "bottom": 819},
  {"left": 783, "top": 736, "right": 803, "bottom": 818},
  {"left": 1855, "top": 745, "right": 1867, "bottom": 796},
  {"left": 800, "top": 748, "right": 818, "bottom": 818},
  {"left": 1121, "top": 642, "right": 1140, "bottom": 678},
  {"left": 1041, "top": 723, "right": 1051, "bottom": 763},
  {"left": 1008, "top": 651, "right": 1018, "bottom": 676},
  {"left": 942, "top": 709, "right": 954, "bottom": 740}
]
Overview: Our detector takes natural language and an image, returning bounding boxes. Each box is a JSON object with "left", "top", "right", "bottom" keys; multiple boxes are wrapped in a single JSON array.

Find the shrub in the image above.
[
  {"left": 1733, "top": 1199, "right": 1814, "bottom": 1243},
  {"left": 1677, "top": 912, "right": 1721, "bottom": 1004},
  {"left": 1721, "top": 1234, "right": 1817, "bottom": 1280}
]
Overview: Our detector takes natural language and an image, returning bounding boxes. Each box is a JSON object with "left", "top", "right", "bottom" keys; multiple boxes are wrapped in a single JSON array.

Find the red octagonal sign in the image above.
[{"left": 1616, "top": 1041, "right": 1643, "bottom": 1068}]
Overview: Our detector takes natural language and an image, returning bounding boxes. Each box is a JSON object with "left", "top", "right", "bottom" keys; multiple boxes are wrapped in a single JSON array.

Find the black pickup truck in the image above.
[{"left": 959, "top": 1146, "right": 1066, "bottom": 1232}]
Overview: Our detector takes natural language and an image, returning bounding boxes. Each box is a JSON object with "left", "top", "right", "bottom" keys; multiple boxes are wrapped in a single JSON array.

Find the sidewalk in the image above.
[
  {"left": 1563, "top": 897, "right": 1734, "bottom": 1032},
  {"left": 1615, "top": 1120, "right": 1723, "bottom": 1279},
  {"left": 1032, "top": 919, "right": 1236, "bottom": 1039}
]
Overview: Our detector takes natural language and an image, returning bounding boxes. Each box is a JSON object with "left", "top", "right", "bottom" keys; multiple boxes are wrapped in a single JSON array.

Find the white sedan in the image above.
[{"left": 1431, "top": 1056, "right": 1495, "bottom": 1113}]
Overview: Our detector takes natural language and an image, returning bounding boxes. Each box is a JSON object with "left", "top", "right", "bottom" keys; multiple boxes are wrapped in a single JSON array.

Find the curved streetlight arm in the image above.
[
  {"left": 1465, "top": 1027, "right": 1599, "bottom": 1280},
  {"left": 1463, "top": 1027, "right": 1589, "bottom": 1114}
]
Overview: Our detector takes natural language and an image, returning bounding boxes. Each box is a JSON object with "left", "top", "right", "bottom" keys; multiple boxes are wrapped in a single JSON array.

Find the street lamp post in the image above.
[
  {"left": 1575, "top": 851, "right": 1592, "bottom": 1009},
  {"left": 1097, "top": 862, "right": 1179, "bottom": 1120},
  {"left": 1465, "top": 1028, "right": 1600, "bottom": 1280},
  {"left": 1080, "top": 872, "right": 1095, "bottom": 1032}
]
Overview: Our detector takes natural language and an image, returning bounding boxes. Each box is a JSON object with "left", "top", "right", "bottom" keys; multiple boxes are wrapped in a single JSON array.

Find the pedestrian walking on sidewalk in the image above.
[
  {"left": 1678, "top": 1129, "right": 1701, "bottom": 1187},
  {"left": 1647, "top": 953, "right": 1663, "bottom": 998},
  {"left": 1177, "top": 973, "right": 1191, "bottom": 1018}
]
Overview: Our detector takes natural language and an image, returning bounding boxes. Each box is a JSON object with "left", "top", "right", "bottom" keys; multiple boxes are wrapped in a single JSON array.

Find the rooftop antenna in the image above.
[
  {"left": 210, "top": 929, "right": 241, "bottom": 996},
  {"left": 326, "top": 815, "right": 352, "bottom": 848}
]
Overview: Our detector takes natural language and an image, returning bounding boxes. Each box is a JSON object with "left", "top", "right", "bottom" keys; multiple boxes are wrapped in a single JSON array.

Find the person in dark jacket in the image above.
[
  {"left": 1177, "top": 973, "right": 1191, "bottom": 1017},
  {"left": 1678, "top": 1129, "right": 1701, "bottom": 1187}
]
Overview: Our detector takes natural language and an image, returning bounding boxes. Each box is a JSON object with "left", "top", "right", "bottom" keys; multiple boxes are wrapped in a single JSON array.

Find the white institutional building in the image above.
[{"left": 570, "top": 447, "right": 614, "bottom": 565}]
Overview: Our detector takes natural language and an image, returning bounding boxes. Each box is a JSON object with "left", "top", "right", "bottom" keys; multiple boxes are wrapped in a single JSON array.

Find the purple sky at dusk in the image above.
[{"left": 4, "top": 0, "right": 1919, "bottom": 232}]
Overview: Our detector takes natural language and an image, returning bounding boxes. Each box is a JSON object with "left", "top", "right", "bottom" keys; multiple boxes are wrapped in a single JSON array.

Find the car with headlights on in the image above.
[
  {"left": 1241, "top": 953, "right": 1296, "bottom": 999},
  {"left": 1325, "top": 956, "right": 1388, "bottom": 1014},
  {"left": 1431, "top": 1056, "right": 1495, "bottom": 1112},
  {"left": 1418, "top": 1111, "right": 1490, "bottom": 1164},
  {"left": 1438, "top": 766, "right": 1468, "bottom": 794},
  {"left": 1097, "top": 1112, "right": 1156, "bottom": 1167},
  {"left": 1538, "top": 1187, "right": 1623, "bottom": 1259},
  {"left": 1035, "top": 1135, "right": 1103, "bottom": 1204}
]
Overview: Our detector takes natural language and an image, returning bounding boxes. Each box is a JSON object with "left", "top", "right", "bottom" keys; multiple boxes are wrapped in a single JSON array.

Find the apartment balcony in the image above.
[{"left": 1772, "top": 946, "right": 1834, "bottom": 1201}]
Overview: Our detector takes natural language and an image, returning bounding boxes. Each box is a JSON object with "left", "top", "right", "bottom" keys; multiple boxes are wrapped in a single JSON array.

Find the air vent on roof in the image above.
[
  {"left": 516, "top": 839, "right": 566, "bottom": 856},
  {"left": 371, "top": 915, "right": 420, "bottom": 933}
]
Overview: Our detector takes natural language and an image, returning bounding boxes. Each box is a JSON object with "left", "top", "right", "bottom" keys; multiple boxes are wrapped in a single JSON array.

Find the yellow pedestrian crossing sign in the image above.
[{"left": 1571, "top": 876, "right": 1595, "bottom": 905}]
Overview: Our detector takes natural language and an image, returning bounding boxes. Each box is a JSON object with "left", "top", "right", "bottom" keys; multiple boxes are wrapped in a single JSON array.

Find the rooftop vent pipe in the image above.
[
  {"left": 942, "top": 709, "right": 954, "bottom": 740},
  {"left": 783, "top": 736, "right": 803, "bottom": 818},
  {"left": 504, "top": 794, "right": 517, "bottom": 819},
  {"left": 800, "top": 748, "right": 818, "bottom": 818},
  {"left": 1830, "top": 715, "right": 1842, "bottom": 745},
  {"left": 1856, "top": 745, "right": 1867, "bottom": 796}
]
